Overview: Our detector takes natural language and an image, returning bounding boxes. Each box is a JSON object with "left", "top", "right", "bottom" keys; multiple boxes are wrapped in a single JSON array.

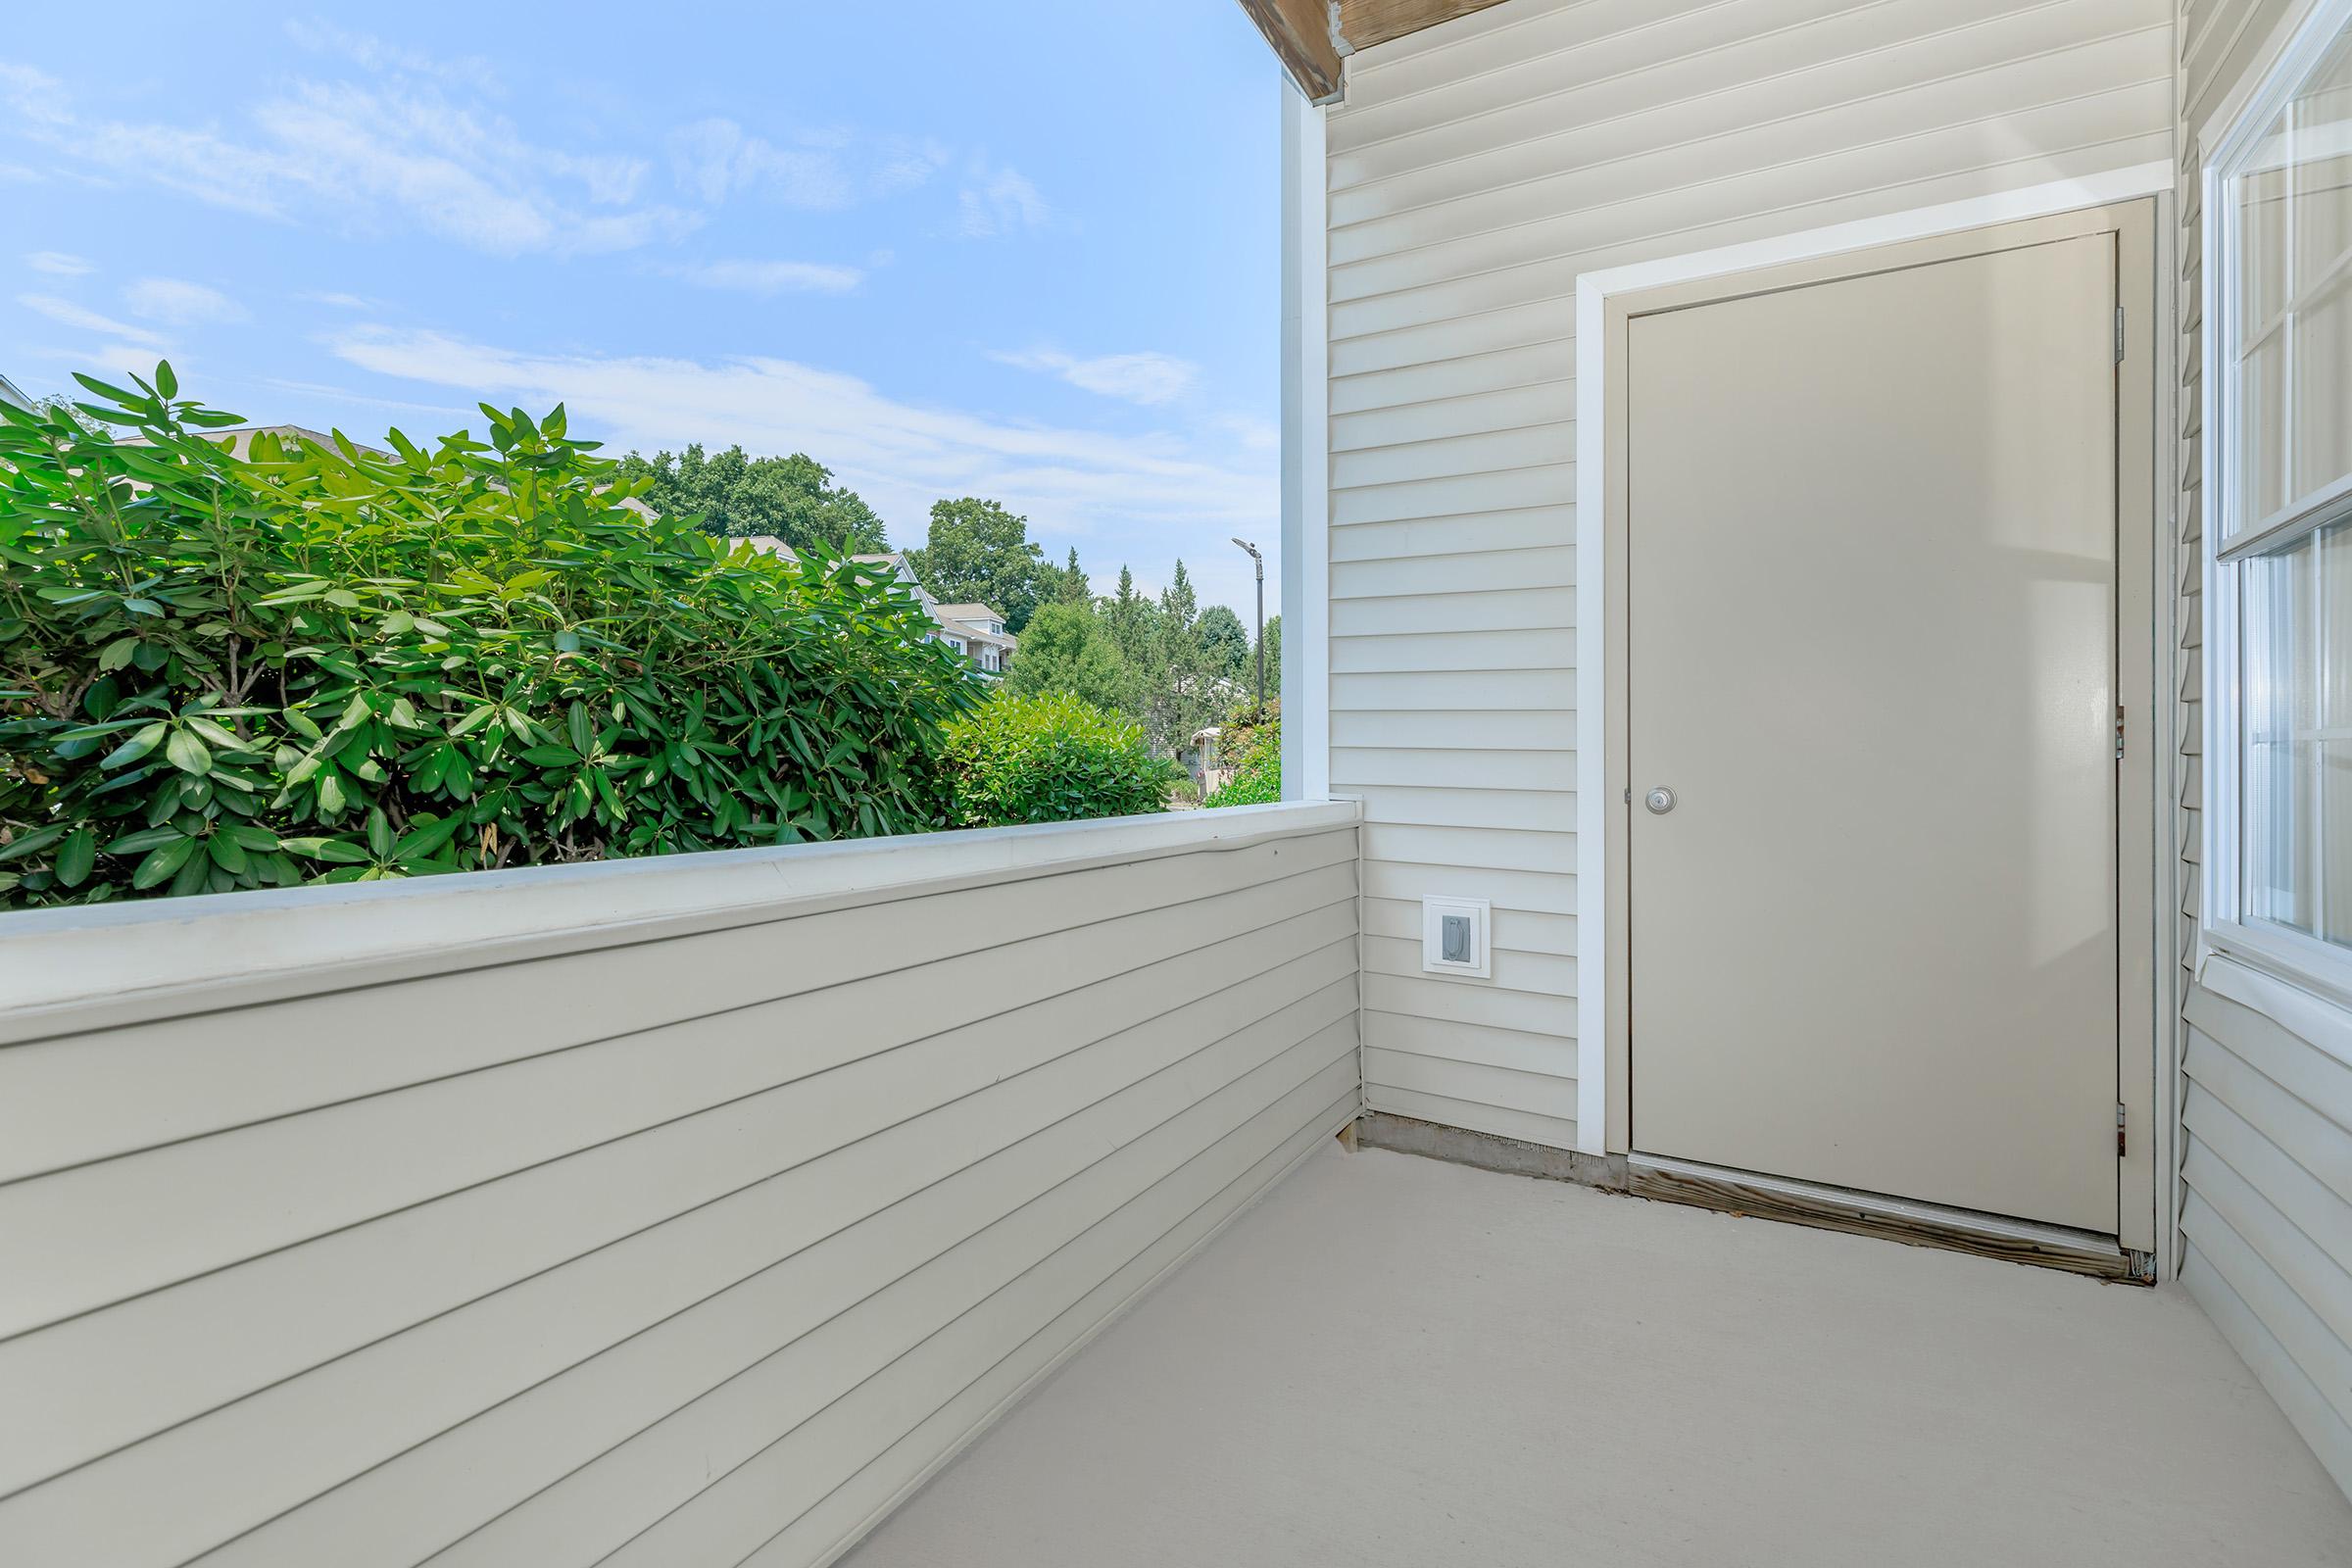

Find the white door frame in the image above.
[{"left": 1573, "top": 162, "right": 2177, "bottom": 1267}]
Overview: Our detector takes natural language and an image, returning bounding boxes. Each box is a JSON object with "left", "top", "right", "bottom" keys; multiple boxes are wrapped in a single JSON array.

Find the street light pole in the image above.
[{"left": 1232, "top": 537, "right": 1264, "bottom": 717}]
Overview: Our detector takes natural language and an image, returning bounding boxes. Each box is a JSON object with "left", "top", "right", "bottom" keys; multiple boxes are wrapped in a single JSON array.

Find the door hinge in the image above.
[
  {"left": 2118, "top": 1101, "right": 2128, "bottom": 1158},
  {"left": 2115, "top": 305, "right": 2126, "bottom": 364},
  {"left": 2115, "top": 705, "right": 2126, "bottom": 761}
]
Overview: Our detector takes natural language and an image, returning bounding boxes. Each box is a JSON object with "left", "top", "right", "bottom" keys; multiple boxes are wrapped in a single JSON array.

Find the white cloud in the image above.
[
  {"left": 30, "top": 340, "right": 162, "bottom": 379},
  {"left": 6, "top": 61, "right": 686, "bottom": 257},
  {"left": 0, "top": 63, "right": 70, "bottom": 125},
  {"left": 956, "top": 161, "right": 1050, "bottom": 239},
  {"left": 18, "top": 293, "right": 164, "bottom": 347},
  {"left": 239, "top": 81, "right": 679, "bottom": 253},
  {"left": 24, "top": 251, "right": 90, "bottom": 275},
  {"left": 326, "top": 327, "right": 1276, "bottom": 551},
  {"left": 872, "top": 136, "right": 953, "bottom": 194},
  {"left": 671, "top": 259, "right": 864, "bottom": 296},
  {"left": 258, "top": 375, "right": 474, "bottom": 424},
  {"left": 666, "top": 120, "right": 951, "bottom": 211},
  {"left": 301, "top": 291, "right": 373, "bottom": 309},
  {"left": 1211, "top": 412, "right": 1281, "bottom": 454},
  {"left": 282, "top": 19, "right": 503, "bottom": 95},
  {"left": 667, "top": 118, "right": 852, "bottom": 210},
  {"left": 991, "top": 347, "right": 1199, "bottom": 407},
  {"left": 124, "top": 277, "right": 247, "bottom": 325}
]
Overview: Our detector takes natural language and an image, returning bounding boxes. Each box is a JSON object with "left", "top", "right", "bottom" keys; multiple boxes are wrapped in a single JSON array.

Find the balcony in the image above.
[
  {"left": 4, "top": 800, "right": 2348, "bottom": 1567},
  {"left": 849, "top": 1141, "right": 2352, "bottom": 1567}
]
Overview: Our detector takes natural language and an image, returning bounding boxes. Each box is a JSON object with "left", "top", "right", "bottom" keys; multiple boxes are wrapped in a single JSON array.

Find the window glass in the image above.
[
  {"left": 2228, "top": 14, "right": 2352, "bottom": 952},
  {"left": 2244, "top": 516, "right": 2352, "bottom": 945},
  {"left": 2231, "top": 24, "right": 2352, "bottom": 534}
]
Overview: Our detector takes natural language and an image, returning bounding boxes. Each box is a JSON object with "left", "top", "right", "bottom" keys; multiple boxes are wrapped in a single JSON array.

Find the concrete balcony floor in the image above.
[{"left": 847, "top": 1142, "right": 2352, "bottom": 1567}]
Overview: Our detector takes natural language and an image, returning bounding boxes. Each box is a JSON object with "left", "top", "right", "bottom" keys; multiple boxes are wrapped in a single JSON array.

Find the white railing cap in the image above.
[{"left": 0, "top": 801, "right": 1359, "bottom": 1028}]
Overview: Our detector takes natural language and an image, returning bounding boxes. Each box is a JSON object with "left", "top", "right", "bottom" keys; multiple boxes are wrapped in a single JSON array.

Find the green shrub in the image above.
[
  {"left": 942, "top": 692, "right": 1170, "bottom": 827},
  {"left": 0, "top": 367, "right": 979, "bottom": 906},
  {"left": 1204, "top": 699, "right": 1280, "bottom": 808}
]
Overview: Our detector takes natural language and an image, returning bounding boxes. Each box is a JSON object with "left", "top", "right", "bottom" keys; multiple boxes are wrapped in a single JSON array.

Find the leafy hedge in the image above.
[
  {"left": 1204, "top": 700, "right": 1279, "bottom": 808},
  {"left": 0, "top": 367, "right": 979, "bottom": 906},
  {"left": 941, "top": 692, "right": 1171, "bottom": 827}
]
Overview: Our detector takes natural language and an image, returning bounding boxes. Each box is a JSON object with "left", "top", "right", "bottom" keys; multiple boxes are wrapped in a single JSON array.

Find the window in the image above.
[
  {"left": 2213, "top": 1, "right": 2352, "bottom": 974},
  {"left": 2221, "top": 19, "right": 2352, "bottom": 546}
]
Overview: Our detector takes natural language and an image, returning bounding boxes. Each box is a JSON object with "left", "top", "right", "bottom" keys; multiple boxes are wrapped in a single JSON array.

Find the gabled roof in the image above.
[
  {"left": 852, "top": 552, "right": 938, "bottom": 609},
  {"left": 930, "top": 603, "right": 1004, "bottom": 625}
]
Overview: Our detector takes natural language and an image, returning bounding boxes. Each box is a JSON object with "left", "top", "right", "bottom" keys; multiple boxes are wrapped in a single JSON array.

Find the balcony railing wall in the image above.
[{"left": 0, "top": 801, "right": 1362, "bottom": 1568}]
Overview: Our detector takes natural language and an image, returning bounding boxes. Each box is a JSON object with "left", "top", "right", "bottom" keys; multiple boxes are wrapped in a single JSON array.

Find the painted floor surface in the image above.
[{"left": 845, "top": 1144, "right": 2352, "bottom": 1567}]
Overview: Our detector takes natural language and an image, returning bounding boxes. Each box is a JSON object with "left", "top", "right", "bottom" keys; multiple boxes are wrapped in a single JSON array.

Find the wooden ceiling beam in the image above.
[
  {"left": 1239, "top": 0, "right": 1520, "bottom": 100},
  {"left": 1336, "top": 0, "right": 1514, "bottom": 53},
  {"left": 1237, "top": 0, "right": 1344, "bottom": 103}
]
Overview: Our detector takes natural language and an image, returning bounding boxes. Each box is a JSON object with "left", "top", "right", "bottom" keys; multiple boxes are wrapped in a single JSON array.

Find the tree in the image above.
[
  {"left": 614, "top": 444, "right": 886, "bottom": 556},
  {"left": 1143, "top": 560, "right": 1225, "bottom": 758},
  {"left": 1051, "top": 546, "right": 1091, "bottom": 605},
  {"left": 1004, "top": 600, "right": 1131, "bottom": 713},
  {"left": 904, "top": 497, "right": 1053, "bottom": 632},
  {"left": 0, "top": 370, "right": 974, "bottom": 906},
  {"left": 1257, "top": 613, "right": 1282, "bottom": 696},
  {"left": 1197, "top": 605, "right": 1249, "bottom": 681},
  {"left": 1102, "top": 565, "right": 1159, "bottom": 675}
]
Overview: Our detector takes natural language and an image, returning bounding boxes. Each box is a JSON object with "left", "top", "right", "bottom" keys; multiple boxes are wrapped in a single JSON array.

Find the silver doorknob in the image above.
[{"left": 1644, "top": 787, "right": 1677, "bottom": 815}]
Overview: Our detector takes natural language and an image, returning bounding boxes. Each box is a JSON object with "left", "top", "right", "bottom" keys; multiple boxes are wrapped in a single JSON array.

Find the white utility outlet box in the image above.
[{"left": 1420, "top": 896, "right": 1491, "bottom": 979}]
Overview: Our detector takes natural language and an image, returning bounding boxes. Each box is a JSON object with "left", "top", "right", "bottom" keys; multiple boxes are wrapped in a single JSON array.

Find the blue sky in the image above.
[{"left": 0, "top": 5, "right": 1284, "bottom": 615}]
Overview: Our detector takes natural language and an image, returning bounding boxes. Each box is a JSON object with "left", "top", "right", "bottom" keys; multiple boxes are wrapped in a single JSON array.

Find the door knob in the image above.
[{"left": 1644, "top": 786, "right": 1677, "bottom": 815}]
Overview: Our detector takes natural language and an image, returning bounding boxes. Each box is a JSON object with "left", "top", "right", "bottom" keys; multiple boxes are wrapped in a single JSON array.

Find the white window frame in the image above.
[{"left": 2203, "top": 0, "right": 2352, "bottom": 1007}]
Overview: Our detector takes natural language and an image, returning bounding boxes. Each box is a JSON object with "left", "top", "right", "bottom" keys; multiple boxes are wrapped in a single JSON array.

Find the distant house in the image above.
[
  {"left": 0, "top": 372, "right": 30, "bottom": 410},
  {"left": 926, "top": 603, "right": 1015, "bottom": 675},
  {"left": 850, "top": 551, "right": 922, "bottom": 592},
  {"left": 852, "top": 554, "right": 1016, "bottom": 674},
  {"left": 199, "top": 425, "right": 390, "bottom": 461}
]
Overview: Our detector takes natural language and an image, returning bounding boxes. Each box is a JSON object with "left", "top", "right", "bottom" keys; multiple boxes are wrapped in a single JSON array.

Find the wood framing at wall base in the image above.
[
  {"left": 1359, "top": 1113, "right": 2152, "bottom": 1283},
  {"left": 1355, "top": 1111, "right": 1622, "bottom": 1188},
  {"left": 1626, "top": 1157, "right": 2153, "bottom": 1283}
]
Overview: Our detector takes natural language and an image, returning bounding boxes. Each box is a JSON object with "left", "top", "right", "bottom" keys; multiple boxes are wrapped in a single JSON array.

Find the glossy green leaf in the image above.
[
  {"left": 279, "top": 837, "right": 371, "bottom": 864},
  {"left": 52, "top": 828, "right": 96, "bottom": 889},
  {"left": 164, "top": 728, "right": 212, "bottom": 776},
  {"left": 101, "top": 722, "right": 169, "bottom": 769},
  {"left": 131, "top": 837, "right": 196, "bottom": 890}
]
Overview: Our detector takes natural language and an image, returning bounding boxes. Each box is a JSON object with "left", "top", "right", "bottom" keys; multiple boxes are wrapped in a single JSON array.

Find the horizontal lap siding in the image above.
[
  {"left": 2180, "top": 981, "right": 2352, "bottom": 1497},
  {"left": 0, "top": 825, "right": 1361, "bottom": 1568},
  {"left": 1323, "top": 0, "right": 2172, "bottom": 1151},
  {"left": 2175, "top": 0, "right": 2352, "bottom": 1509}
]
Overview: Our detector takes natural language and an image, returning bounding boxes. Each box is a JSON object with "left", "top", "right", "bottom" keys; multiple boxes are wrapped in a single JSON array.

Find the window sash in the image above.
[
  {"left": 2206, "top": 0, "right": 2352, "bottom": 993},
  {"left": 2216, "top": 10, "right": 2352, "bottom": 554}
]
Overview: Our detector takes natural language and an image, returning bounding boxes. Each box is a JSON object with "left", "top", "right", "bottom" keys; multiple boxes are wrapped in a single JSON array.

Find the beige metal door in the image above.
[{"left": 1626, "top": 231, "right": 2121, "bottom": 1234}]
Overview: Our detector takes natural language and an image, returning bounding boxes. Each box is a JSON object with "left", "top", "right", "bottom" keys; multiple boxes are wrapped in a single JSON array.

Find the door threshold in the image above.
[{"left": 1625, "top": 1153, "right": 2150, "bottom": 1283}]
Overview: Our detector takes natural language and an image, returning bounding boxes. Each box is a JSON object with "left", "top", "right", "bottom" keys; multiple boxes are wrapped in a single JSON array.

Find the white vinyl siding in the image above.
[
  {"left": 2179, "top": 0, "right": 2352, "bottom": 1506},
  {"left": 2180, "top": 965, "right": 2352, "bottom": 1495},
  {"left": 1323, "top": 0, "right": 2175, "bottom": 1150},
  {"left": 0, "top": 808, "right": 1360, "bottom": 1568}
]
